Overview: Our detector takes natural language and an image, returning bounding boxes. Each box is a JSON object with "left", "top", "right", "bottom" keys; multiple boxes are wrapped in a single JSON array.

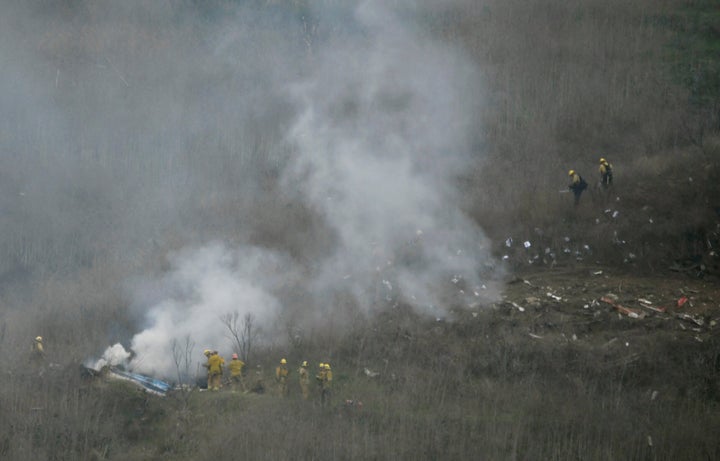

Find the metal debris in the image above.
[{"left": 600, "top": 296, "right": 646, "bottom": 319}]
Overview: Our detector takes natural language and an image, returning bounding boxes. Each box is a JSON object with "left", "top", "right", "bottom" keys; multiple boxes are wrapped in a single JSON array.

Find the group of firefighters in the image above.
[
  {"left": 568, "top": 157, "right": 614, "bottom": 205},
  {"left": 202, "top": 350, "right": 333, "bottom": 404}
]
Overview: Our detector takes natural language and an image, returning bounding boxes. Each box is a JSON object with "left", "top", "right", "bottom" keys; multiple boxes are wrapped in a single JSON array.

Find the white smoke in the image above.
[
  {"left": 283, "top": 0, "right": 499, "bottom": 313},
  {"left": 106, "top": 243, "right": 290, "bottom": 377},
  {"left": 86, "top": 343, "right": 131, "bottom": 371},
  {"left": 93, "top": 1, "right": 500, "bottom": 379}
]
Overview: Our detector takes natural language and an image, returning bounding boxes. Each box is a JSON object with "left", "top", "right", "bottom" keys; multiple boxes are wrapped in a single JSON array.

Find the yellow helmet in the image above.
[
  {"left": 301, "top": 361, "right": 308, "bottom": 367},
  {"left": 599, "top": 157, "right": 606, "bottom": 163},
  {"left": 35, "top": 336, "right": 43, "bottom": 342},
  {"left": 324, "top": 363, "right": 331, "bottom": 370},
  {"left": 319, "top": 362, "right": 325, "bottom": 368},
  {"left": 280, "top": 358, "right": 287, "bottom": 364},
  {"left": 203, "top": 349, "right": 211, "bottom": 356},
  {"left": 568, "top": 170, "right": 575, "bottom": 176}
]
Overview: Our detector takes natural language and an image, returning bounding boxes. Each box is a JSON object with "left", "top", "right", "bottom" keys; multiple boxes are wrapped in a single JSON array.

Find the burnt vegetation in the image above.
[{"left": 1, "top": 0, "right": 719, "bottom": 460}]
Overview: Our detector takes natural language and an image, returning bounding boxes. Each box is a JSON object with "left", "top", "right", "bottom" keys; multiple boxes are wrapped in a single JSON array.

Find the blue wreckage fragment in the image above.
[{"left": 108, "top": 367, "right": 172, "bottom": 396}]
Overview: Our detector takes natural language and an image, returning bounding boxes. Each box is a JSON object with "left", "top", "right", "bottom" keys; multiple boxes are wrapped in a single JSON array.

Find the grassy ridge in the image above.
[{"left": 1, "top": 1, "right": 719, "bottom": 459}]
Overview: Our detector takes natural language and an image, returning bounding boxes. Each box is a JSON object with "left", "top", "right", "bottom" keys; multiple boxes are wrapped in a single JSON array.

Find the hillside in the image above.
[{"left": 0, "top": 1, "right": 719, "bottom": 460}]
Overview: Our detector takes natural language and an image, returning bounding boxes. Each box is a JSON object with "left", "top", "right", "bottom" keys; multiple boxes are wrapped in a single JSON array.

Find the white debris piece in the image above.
[
  {"left": 382, "top": 280, "right": 392, "bottom": 291},
  {"left": 546, "top": 292, "right": 562, "bottom": 301},
  {"left": 505, "top": 237, "right": 513, "bottom": 247},
  {"left": 523, "top": 241, "right": 531, "bottom": 249},
  {"left": 564, "top": 236, "right": 570, "bottom": 242},
  {"left": 612, "top": 211, "right": 619, "bottom": 218},
  {"left": 502, "top": 255, "right": 509, "bottom": 260},
  {"left": 364, "top": 368, "right": 380, "bottom": 378}
]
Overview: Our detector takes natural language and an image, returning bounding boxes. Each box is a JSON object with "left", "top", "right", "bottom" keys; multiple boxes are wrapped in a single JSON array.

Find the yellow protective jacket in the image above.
[
  {"left": 324, "top": 370, "right": 333, "bottom": 389},
  {"left": 276, "top": 365, "right": 289, "bottom": 381},
  {"left": 228, "top": 359, "right": 245, "bottom": 377},
  {"left": 208, "top": 354, "right": 224, "bottom": 375},
  {"left": 569, "top": 173, "right": 580, "bottom": 188},
  {"left": 316, "top": 369, "right": 326, "bottom": 385},
  {"left": 298, "top": 367, "right": 309, "bottom": 384}
]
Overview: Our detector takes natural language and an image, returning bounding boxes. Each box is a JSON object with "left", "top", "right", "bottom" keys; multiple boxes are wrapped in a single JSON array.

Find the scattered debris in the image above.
[
  {"left": 107, "top": 367, "right": 171, "bottom": 396},
  {"left": 363, "top": 368, "right": 379, "bottom": 378},
  {"left": 676, "top": 296, "right": 689, "bottom": 308},
  {"left": 637, "top": 299, "right": 666, "bottom": 313},
  {"left": 600, "top": 296, "right": 646, "bottom": 319},
  {"left": 342, "top": 399, "right": 364, "bottom": 412},
  {"left": 676, "top": 313, "right": 704, "bottom": 327},
  {"left": 546, "top": 292, "right": 562, "bottom": 301},
  {"left": 529, "top": 333, "right": 543, "bottom": 339}
]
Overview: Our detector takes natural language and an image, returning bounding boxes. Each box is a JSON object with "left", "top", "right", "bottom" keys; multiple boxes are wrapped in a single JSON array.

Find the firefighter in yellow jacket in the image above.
[
  {"left": 298, "top": 360, "right": 310, "bottom": 400},
  {"left": 598, "top": 157, "right": 613, "bottom": 188},
  {"left": 315, "top": 362, "right": 326, "bottom": 400},
  {"left": 207, "top": 350, "right": 225, "bottom": 391},
  {"left": 568, "top": 170, "right": 587, "bottom": 205},
  {"left": 320, "top": 363, "right": 333, "bottom": 406},
  {"left": 30, "top": 336, "right": 46, "bottom": 375},
  {"left": 276, "top": 358, "right": 289, "bottom": 397},
  {"left": 228, "top": 353, "right": 245, "bottom": 393}
]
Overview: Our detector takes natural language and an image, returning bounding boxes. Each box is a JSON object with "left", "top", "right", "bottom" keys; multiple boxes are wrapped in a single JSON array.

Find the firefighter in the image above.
[
  {"left": 276, "top": 358, "right": 289, "bottom": 397},
  {"left": 207, "top": 350, "right": 225, "bottom": 391},
  {"left": 202, "top": 349, "right": 212, "bottom": 389},
  {"left": 599, "top": 157, "right": 613, "bottom": 188},
  {"left": 568, "top": 170, "right": 587, "bottom": 205},
  {"left": 30, "top": 336, "right": 45, "bottom": 375},
  {"left": 298, "top": 360, "right": 310, "bottom": 400},
  {"left": 228, "top": 353, "right": 245, "bottom": 393},
  {"left": 250, "top": 365, "right": 265, "bottom": 394},
  {"left": 315, "top": 363, "right": 326, "bottom": 401},
  {"left": 320, "top": 363, "right": 333, "bottom": 406}
]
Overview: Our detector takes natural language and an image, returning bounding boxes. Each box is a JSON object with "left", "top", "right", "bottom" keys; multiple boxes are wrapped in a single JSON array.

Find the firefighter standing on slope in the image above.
[
  {"left": 206, "top": 350, "right": 225, "bottom": 391},
  {"left": 315, "top": 362, "right": 333, "bottom": 406},
  {"left": 30, "top": 336, "right": 46, "bottom": 375},
  {"left": 228, "top": 353, "right": 245, "bottom": 393},
  {"left": 316, "top": 362, "right": 326, "bottom": 401},
  {"left": 568, "top": 170, "right": 587, "bottom": 205},
  {"left": 276, "top": 358, "right": 289, "bottom": 397},
  {"left": 298, "top": 360, "right": 310, "bottom": 400},
  {"left": 599, "top": 157, "right": 613, "bottom": 188},
  {"left": 320, "top": 363, "right": 333, "bottom": 406}
]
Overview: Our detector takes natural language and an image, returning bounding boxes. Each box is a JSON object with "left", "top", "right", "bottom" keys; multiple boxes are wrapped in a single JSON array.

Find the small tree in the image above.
[
  {"left": 171, "top": 335, "right": 195, "bottom": 388},
  {"left": 220, "top": 312, "right": 257, "bottom": 363}
]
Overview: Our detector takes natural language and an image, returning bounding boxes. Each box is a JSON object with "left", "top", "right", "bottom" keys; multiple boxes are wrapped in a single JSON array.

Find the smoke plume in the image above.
[{"left": 4, "top": 1, "right": 500, "bottom": 378}]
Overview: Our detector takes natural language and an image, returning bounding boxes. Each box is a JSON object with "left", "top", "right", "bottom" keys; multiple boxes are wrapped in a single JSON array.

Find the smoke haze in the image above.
[{"left": 2, "top": 1, "right": 500, "bottom": 378}]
